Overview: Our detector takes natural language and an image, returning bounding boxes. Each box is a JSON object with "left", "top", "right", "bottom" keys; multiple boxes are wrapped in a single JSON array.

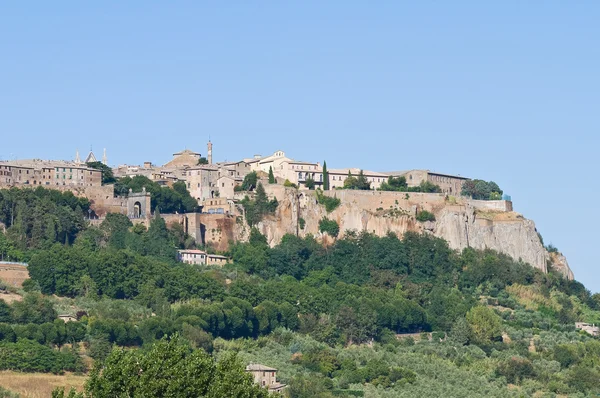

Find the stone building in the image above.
[
  {"left": 387, "top": 170, "right": 469, "bottom": 195},
  {"left": 245, "top": 364, "right": 286, "bottom": 393},
  {"left": 176, "top": 249, "right": 229, "bottom": 266},
  {"left": 184, "top": 165, "right": 219, "bottom": 201},
  {"left": 177, "top": 249, "right": 207, "bottom": 265},
  {"left": 0, "top": 159, "right": 102, "bottom": 188},
  {"left": 575, "top": 322, "right": 600, "bottom": 337},
  {"left": 278, "top": 160, "right": 323, "bottom": 187},
  {"left": 163, "top": 149, "right": 202, "bottom": 169}
]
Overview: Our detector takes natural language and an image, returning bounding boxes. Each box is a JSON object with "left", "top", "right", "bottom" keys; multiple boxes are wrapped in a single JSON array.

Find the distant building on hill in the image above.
[
  {"left": 245, "top": 364, "right": 287, "bottom": 393},
  {"left": 177, "top": 249, "right": 229, "bottom": 266},
  {"left": 386, "top": 169, "right": 469, "bottom": 195},
  {"left": 575, "top": 322, "right": 600, "bottom": 336},
  {"left": 0, "top": 159, "right": 102, "bottom": 188}
]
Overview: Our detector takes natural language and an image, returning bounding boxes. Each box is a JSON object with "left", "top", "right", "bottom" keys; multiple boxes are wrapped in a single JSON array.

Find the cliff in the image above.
[{"left": 250, "top": 187, "right": 573, "bottom": 279}]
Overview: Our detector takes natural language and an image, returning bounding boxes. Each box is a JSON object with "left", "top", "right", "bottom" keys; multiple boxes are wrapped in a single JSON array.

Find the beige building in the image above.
[
  {"left": 216, "top": 175, "right": 242, "bottom": 200},
  {"left": 388, "top": 169, "right": 469, "bottom": 195},
  {"left": 184, "top": 165, "right": 219, "bottom": 201},
  {"left": 163, "top": 149, "right": 202, "bottom": 169},
  {"left": 575, "top": 322, "right": 600, "bottom": 337},
  {"left": 0, "top": 159, "right": 102, "bottom": 188},
  {"left": 278, "top": 160, "right": 323, "bottom": 187},
  {"left": 328, "top": 168, "right": 389, "bottom": 190},
  {"left": 177, "top": 249, "right": 229, "bottom": 266},
  {"left": 177, "top": 249, "right": 207, "bottom": 265},
  {"left": 245, "top": 364, "right": 286, "bottom": 393}
]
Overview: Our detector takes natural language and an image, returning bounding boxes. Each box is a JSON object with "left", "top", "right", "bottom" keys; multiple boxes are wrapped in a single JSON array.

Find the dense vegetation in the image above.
[
  {"left": 85, "top": 162, "right": 116, "bottom": 185},
  {"left": 1, "top": 187, "right": 600, "bottom": 397},
  {"left": 113, "top": 175, "right": 199, "bottom": 213},
  {"left": 240, "top": 183, "right": 279, "bottom": 226},
  {"left": 379, "top": 176, "right": 442, "bottom": 193},
  {"left": 461, "top": 179, "right": 503, "bottom": 200}
]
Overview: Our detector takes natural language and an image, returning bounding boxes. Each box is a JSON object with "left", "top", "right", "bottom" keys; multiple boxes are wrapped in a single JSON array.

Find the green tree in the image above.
[
  {"left": 465, "top": 306, "right": 502, "bottom": 345},
  {"left": 268, "top": 166, "right": 275, "bottom": 184},
  {"left": 241, "top": 172, "right": 258, "bottom": 191},
  {"left": 197, "top": 157, "right": 209, "bottom": 165},
  {"left": 318, "top": 218, "right": 339, "bottom": 238},
  {"left": 322, "top": 161, "right": 329, "bottom": 191},
  {"left": 304, "top": 177, "right": 315, "bottom": 190},
  {"left": 83, "top": 335, "right": 269, "bottom": 398},
  {"left": 380, "top": 176, "right": 407, "bottom": 191},
  {"left": 86, "top": 161, "right": 116, "bottom": 184}
]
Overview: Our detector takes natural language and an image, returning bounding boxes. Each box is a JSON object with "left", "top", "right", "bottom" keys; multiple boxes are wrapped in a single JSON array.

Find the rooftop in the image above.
[
  {"left": 328, "top": 168, "right": 389, "bottom": 177},
  {"left": 246, "top": 364, "right": 277, "bottom": 372}
]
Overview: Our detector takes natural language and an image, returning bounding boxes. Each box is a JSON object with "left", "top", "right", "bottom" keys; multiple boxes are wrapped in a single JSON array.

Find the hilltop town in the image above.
[{"left": 0, "top": 141, "right": 573, "bottom": 279}]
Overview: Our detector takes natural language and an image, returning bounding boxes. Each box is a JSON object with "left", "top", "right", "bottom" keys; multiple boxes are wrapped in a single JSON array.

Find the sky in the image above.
[{"left": 1, "top": 2, "right": 599, "bottom": 291}]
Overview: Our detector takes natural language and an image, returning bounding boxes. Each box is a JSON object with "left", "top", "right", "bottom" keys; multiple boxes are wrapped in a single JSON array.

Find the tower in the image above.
[
  {"left": 75, "top": 149, "right": 81, "bottom": 164},
  {"left": 207, "top": 140, "right": 213, "bottom": 165},
  {"left": 102, "top": 148, "right": 107, "bottom": 165}
]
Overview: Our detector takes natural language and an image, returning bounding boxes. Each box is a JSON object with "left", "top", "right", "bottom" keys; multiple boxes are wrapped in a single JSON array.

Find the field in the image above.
[{"left": 0, "top": 371, "right": 86, "bottom": 398}]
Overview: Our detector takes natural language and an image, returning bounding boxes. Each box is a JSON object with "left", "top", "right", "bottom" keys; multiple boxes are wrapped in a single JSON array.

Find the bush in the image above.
[
  {"left": 416, "top": 210, "right": 436, "bottom": 222},
  {"left": 298, "top": 218, "right": 306, "bottom": 230},
  {"left": 316, "top": 190, "right": 341, "bottom": 213},
  {"left": 284, "top": 179, "right": 297, "bottom": 189},
  {"left": 319, "top": 218, "right": 339, "bottom": 238}
]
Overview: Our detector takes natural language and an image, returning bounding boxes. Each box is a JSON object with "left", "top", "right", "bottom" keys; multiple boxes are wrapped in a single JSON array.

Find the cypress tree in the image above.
[
  {"left": 322, "top": 161, "right": 329, "bottom": 190},
  {"left": 268, "top": 166, "right": 275, "bottom": 184}
]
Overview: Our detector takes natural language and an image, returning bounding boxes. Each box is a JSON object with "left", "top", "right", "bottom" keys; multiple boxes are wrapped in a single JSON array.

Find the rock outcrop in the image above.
[{"left": 249, "top": 187, "right": 574, "bottom": 279}]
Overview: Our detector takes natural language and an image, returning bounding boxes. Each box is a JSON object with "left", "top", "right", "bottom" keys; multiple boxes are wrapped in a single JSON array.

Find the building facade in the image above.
[
  {"left": 0, "top": 160, "right": 102, "bottom": 188},
  {"left": 389, "top": 170, "right": 469, "bottom": 195},
  {"left": 245, "top": 364, "right": 286, "bottom": 393}
]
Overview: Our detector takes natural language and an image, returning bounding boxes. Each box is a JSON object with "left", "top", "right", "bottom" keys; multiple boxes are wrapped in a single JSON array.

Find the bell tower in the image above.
[{"left": 207, "top": 140, "right": 213, "bottom": 165}]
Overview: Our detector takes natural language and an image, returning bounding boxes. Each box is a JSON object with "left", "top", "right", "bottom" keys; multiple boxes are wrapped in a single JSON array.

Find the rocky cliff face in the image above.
[{"left": 249, "top": 188, "right": 573, "bottom": 279}]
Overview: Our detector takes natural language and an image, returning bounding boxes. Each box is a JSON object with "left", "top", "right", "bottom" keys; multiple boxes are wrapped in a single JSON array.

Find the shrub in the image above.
[
  {"left": 316, "top": 190, "right": 341, "bottom": 213},
  {"left": 298, "top": 218, "right": 306, "bottom": 230},
  {"left": 416, "top": 210, "right": 436, "bottom": 222},
  {"left": 283, "top": 179, "right": 297, "bottom": 189},
  {"left": 319, "top": 218, "right": 339, "bottom": 238}
]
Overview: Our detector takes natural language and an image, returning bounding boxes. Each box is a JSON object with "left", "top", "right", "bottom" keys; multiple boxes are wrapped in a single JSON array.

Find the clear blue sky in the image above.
[{"left": 1, "top": 2, "right": 599, "bottom": 291}]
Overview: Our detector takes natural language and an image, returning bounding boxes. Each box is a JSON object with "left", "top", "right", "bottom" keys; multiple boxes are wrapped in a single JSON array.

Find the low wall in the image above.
[{"left": 469, "top": 200, "right": 513, "bottom": 212}]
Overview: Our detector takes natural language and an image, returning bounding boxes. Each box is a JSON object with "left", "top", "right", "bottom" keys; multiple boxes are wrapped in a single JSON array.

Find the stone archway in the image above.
[{"left": 133, "top": 202, "right": 142, "bottom": 218}]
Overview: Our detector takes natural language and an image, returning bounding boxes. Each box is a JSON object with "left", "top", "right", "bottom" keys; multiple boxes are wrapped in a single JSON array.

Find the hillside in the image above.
[
  {"left": 0, "top": 186, "right": 598, "bottom": 397},
  {"left": 251, "top": 186, "right": 573, "bottom": 279}
]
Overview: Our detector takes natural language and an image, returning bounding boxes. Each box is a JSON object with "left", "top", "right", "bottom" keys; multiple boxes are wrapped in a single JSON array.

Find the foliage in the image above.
[
  {"left": 461, "top": 180, "right": 503, "bottom": 200},
  {"left": 241, "top": 172, "right": 258, "bottom": 191},
  {"left": 197, "top": 157, "right": 209, "bottom": 165},
  {"left": 315, "top": 190, "right": 341, "bottom": 213},
  {"left": 0, "top": 339, "right": 83, "bottom": 373},
  {"left": 415, "top": 210, "right": 435, "bottom": 222},
  {"left": 113, "top": 175, "right": 198, "bottom": 213},
  {"left": 322, "top": 161, "right": 329, "bottom": 191},
  {"left": 268, "top": 166, "right": 276, "bottom": 184},
  {"left": 304, "top": 178, "right": 315, "bottom": 190},
  {"left": 284, "top": 179, "right": 297, "bottom": 189},
  {"left": 86, "top": 161, "right": 116, "bottom": 184},
  {"left": 318, "top": 218, "right": 339, "bottom": 238},
  {"left": 466, "top": 306, "right": 502, "bottom": 345},
  {"left": 343, "top": 170, "right": 371, "bottom": 190},
  {"left": 58, "top": 335, "right": 269, "bottom": 397},
  {"left": 240, "top": 184, "right": 279, "bottom": 226},
  {"left": 0, "top": 187, "right": 90, "bottom": 250},
  {"left": 379, "top": 176, "right": 407, "bottom": 191},
  {"left": 298, "top": 218, "right": 306, "bottom": 230}
]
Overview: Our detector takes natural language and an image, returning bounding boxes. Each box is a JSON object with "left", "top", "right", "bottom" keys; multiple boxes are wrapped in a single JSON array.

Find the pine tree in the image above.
[
  {"left": 268, "top": 166, "right": 275, "bottom": 184},
  {"left": 322, "top": 161, "right": 329, "bottom": 190}
]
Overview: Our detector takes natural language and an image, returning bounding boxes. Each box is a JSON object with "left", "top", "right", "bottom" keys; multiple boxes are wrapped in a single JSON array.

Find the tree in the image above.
[
  {"left": 82, "top": 335, "right": 269, "bottom": 398},
  {"left": 86, "top": 162, "right": 116, "bottom": 184},
  {"left": 241, "top": 172, "right": 258, "bottom": 191},
  {"left": 379, "top": 176, "right": 407, "bottom": 191},
  {"left": 319, "top": 218, "right": 339, "bottom": 238},
  {"left": 197, "top": 157, "right": 209, "bottom": 165},
  {"left": 344, "top": 170, "right": 370, "bottom": 190},
  {"left": 322, "top": 161, "right": 329, "bottom": 191},
  {"left": 268, "top": 166, "right": 275, "bottom": 184},
  {"left": 465, "top": 306, "right": 502, "bottom": 345},
  {"left": 461, "top": 179, "right": 503, "bottom": 200},
  {"left": 304, "top": 178, "right": 315, "bottom": 190}
]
